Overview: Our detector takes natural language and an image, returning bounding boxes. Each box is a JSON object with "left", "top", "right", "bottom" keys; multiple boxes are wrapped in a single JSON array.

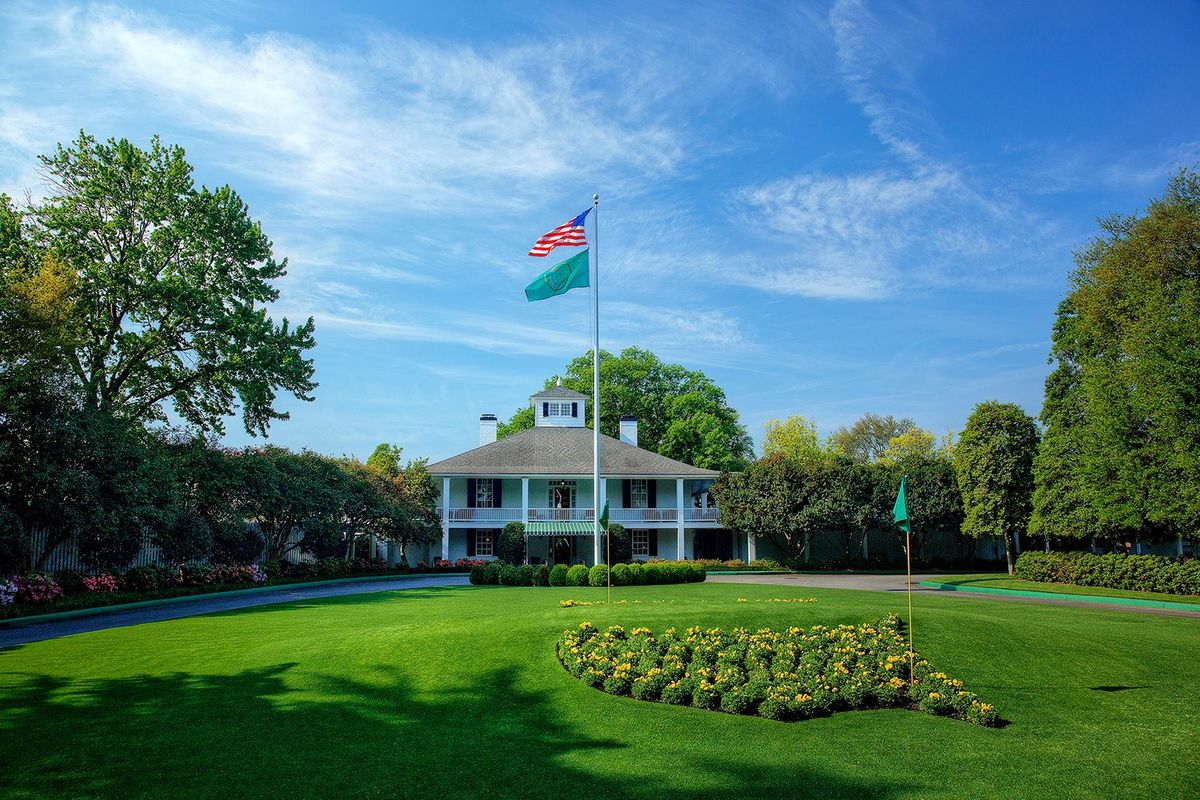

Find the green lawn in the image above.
[
  {"left": 1, "top": 583, "right": 1196, "bottom": 799},
  {"left": 933, "top": 573, "right": 1200, "bottom": 605}
]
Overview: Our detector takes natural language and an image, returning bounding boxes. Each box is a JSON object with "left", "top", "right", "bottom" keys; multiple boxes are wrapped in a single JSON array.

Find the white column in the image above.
[
  {"left": 521, "top": 477, "right": 529, "bottom": 525},
  {"left": 747, "top": 533, "right": 757, "bottom": 562},
  {"left": 676, "top": 478, "right": 685, "bottom": 559},
  {"left": 441, "top": 477, "right": 451, "bottom": 561}
]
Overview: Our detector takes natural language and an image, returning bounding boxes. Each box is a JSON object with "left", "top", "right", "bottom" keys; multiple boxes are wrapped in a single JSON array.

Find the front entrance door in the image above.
[
  {"left": 693, "top": 530, "right": 733, "bottom": 561},
  {"left": 553, "top": 537, "right": 573, "bottom": 565}
]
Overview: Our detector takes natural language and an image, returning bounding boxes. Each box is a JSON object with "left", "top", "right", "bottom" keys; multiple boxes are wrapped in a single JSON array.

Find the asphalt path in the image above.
[
  {"left": 0, "top": 574, "right": 471, "bottom": 648},
  {"left": 707, "top": 572, "right": 1200, "bottom": 619}
]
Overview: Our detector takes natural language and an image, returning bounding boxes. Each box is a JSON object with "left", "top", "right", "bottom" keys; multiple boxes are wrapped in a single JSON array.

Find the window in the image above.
[
  {"left": 543, "top": 401, "right": 577, "bottom": 418},
  {"left": 629, "top": 479, "right": 648, "bottom": 509},
  {"left": 548, "top": 480, "right": 576, "bottom": 508},
  {"left": 475, "top": 530, "right": 494, "bottom": 556},
  {"left": 632, "top": 530, "right": 649, "bottom": 556},
  {"left": 475, "top": 480, "right": 494, "bottom": 508}
]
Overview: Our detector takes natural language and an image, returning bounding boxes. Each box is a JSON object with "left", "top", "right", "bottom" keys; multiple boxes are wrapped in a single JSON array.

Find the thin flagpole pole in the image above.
[
  {"left": 906, "top": 529, "right": 914, "bottom": 684},
  {"left": 591, "top": 193, "right": 603, "bottom": 586}
]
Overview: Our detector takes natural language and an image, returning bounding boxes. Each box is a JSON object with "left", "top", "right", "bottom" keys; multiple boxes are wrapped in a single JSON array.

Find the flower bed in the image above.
[
  {"left": 693, "top": 558, "right": 785, "bottom": 571},
  {"left": 1015, "top": 551, "right": 1200, "bottom": 596},
  {"left": 557, "top": 614, "right": 999, "bottom": 726},
  {"left": 469, "top": 561, "right": 706, "bottom": 587}
]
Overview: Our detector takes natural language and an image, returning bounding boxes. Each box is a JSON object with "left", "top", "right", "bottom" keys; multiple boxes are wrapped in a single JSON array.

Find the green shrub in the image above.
[
  {"left": 517, "top": 564, "right": 535, "bottom": 586},
  {"left": 483, "top": 561, "right": 503, "bottom": 585},
  {"left": 499, "top": 564, "right": 521, "bottom": 586},
  {"left": 532, "top": 563, "right": 550, "bottom": 587},
  {"left": 642, "top": 562, "right": 660, "bottom": 585},
  {"left": 566, "top": 564, "right": 589, "bottom": 587},
  {"left": 588, "top": 563, "right": 609, "bottom": 587},
  {"left": 610, "top": 563, "right": 632, "bottom": 586},
  {"left": 606, "top": 524, "right": 631, "bottom": 564},
  {"left": 469, "top": 564, "right": 488, "bottom": 585},
  {"left": 687, "top": 563, "right": 707, "bottom": 583},
  {"left": 628, "top": 562, "right": 644, "bottom": 585},
  {"left": 1015, "top": 551, "right": 1200, "bottom": 596},
  {"left": 498, "top": 523, "right": 526, "bottom": 565},
  {"left": 549, "top": 564, "right": 569, "bottom": 586}
]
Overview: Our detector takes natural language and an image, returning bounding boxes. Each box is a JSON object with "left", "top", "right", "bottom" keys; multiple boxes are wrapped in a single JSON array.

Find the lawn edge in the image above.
[
  {"left": 919, "top": 580, "right": 1200, "bottom": 611},
  {"left": 0, "top": 573, "right": 465, "bottom": 627}
]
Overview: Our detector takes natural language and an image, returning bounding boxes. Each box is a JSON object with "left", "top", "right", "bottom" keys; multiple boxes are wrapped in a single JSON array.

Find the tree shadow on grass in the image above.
[{"left": 0, "top": 660, "right": 910, "bottom": 799}]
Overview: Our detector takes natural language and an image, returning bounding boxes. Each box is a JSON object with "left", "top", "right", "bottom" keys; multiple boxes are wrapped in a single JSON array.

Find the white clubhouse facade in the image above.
[{"left": 415, "top": 384, "right": 759, "bottom": 566}]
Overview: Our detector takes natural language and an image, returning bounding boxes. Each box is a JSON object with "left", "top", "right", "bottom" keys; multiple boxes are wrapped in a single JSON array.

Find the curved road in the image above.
[{"left": 0, "top": 574, "right": 470, "bottom": 648}]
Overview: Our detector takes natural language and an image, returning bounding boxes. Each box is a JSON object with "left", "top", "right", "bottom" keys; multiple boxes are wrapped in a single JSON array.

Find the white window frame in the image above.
[
  {"left": 548, "top": 480, "right": 577, "bottom": 508},
  {"left": 632, "top": 530, "right": 649, "bottom": 556},
  {"left": 630, "top": 479, "right": 648, "bottom": 509},
  {"left": 475, "top": 530, "right": 494, "bottom": 556},
  {"left": 475, "top": 479, "right": 494, "bottom": 509}
]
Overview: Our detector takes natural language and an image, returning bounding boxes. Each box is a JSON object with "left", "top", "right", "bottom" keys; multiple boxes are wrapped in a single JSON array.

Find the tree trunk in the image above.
[{"left": 1004, "top": 532, "right": 1016, "bottom": 575}]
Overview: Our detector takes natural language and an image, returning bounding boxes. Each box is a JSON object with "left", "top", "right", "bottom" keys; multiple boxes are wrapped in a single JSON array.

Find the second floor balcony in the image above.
[{"left": 445, "top": 506, "right": 719, "bottom": 525}]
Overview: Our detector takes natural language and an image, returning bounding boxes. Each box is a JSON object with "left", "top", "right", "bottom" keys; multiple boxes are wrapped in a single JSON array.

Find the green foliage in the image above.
[
  {"left": 628, "top": 562, "right": 644, "bottom": 584},
  {"left": 605, "top": 523, "right": 630, "bottom": 565},
  {"left": 761, "top": 415, "right": 828, "bottom": 466},
  {"left": 483, "top": 561, "right": 503, "bottom": 585},
  {"left": 11, "top": 132, "right": 316, "bottom": 436},
  {"left": 498, "top": 522, "right": 527, "bottom": 565},
  {"left": 565, "top": 564, "right": 589, "bottom": 586},
  {"left": 499, "top": 565, "right": 522, "bottom": 586},
  {"left": 1014, "top": 551, "right": 1200, "bottom": 596},
  {"left": 829, "top": 414, "right": 916, "bottom": 463},
  {"left": 497, "top": 347, "right": 752, "bottom": 470},
  {"left": 610, "top": 563, "right": 632, "bottom": 586},
  {"left": 548, "top": 563, "right": 569, "bottom": 586},
  {"left": 711, "top": 454, "right": 817, "bottom": 562},
  {"left": 365, "top": 443, "right": 404, "bottom": 479},
  {"left": 1034, "top": 170, "right": 1200, "bottom": 545},
  {"left": 468, "top": 564, "right": 487, "bottom": 585},
  {"left": 557, "top": 615, "right": 999, "bottom": 726},
  {"left": 954, "top": 401, "right": 1040, "bottom": 574},
  {"left": 532, "top": 563, "right": 550, "bottom": 587},
  {"left": 588, "top": 563, "right": 609, "bottom": 587}
]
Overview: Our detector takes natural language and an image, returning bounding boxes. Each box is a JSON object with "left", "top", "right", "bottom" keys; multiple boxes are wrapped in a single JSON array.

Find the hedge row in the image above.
[
  {"left": 468, "top": 560, "right": 706, "bottom": 587},
  {"left": 1014, "top": 551, "right": 1200, "bottom": 596}
]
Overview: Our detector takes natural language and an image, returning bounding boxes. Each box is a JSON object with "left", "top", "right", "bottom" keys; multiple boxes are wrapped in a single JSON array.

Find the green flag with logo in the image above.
[
  {"left": 600, "top": 499, "right": 609, "bottom": 528},
  {"left": 525, "top": 249, "right": 590, "bottom": 302},
  {"left": 893, "top": 476, "right": 911, "bottom": 533}
]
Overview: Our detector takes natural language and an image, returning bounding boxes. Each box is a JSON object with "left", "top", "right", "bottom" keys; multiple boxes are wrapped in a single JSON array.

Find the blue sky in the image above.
[{"left": 2, "top": 1, "right": 1198, "bottom": 462}]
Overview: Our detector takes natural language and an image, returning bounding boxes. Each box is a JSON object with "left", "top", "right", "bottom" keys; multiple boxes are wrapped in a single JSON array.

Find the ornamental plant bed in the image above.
[{"left": 557, "top": 614, "right": 999, "bottom": 726}]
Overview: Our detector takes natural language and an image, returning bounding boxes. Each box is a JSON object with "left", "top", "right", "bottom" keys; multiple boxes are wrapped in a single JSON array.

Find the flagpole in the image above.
[
  {"left": 906, "top": 527, "right": 914, "bottom": 685},
  {"left": 591, "top": 193, "right": 603, "bottom": 584}
]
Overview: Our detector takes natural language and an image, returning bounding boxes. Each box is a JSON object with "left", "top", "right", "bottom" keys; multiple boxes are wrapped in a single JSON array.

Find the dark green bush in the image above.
[
  {"left": 469, "top": 564, "right": 487, "bottom": 585},
  {"left": 566, "top": 564, "right": 589, "bottom": 586},
  {"left": 498, "top": 523, "right": 526, "bottom": 565},
  {"left": 549, "top": 564, "right": 569, "bottom": 586},
  {"left": 588, "top": 563, "right": 609, "bottom": 587},
  {"left": 533, "top": 563, "right": 550, "bottom": 587},
  {"left": 483, "top": 561, "right": 503, "bottom": 585},
  {"left": 687, "top": 563, "right": 707, "bottom": 583},
  {"left": 518, "top": 564, "right": 535, "bottom": 586},
  {"left": 606, "top": 524, "right": 631, "bottom": 564},
  {"left": 1015, "top": 551, "right": 1199, "bottom": 596},
  {"left": 499, "top": 564, "right": 521, "bottom": 586},
  {"left": 120, "top": 565, "right": 178, "bottom": 593},
  {"left": 628, "top": 562, "right": 644, "bottom": 585},
  {"left": 610, "top": 563, "right": 632, "bottom": 586},
  {"left": 642, "top": 562, "right": 660, "bottom": 585}
]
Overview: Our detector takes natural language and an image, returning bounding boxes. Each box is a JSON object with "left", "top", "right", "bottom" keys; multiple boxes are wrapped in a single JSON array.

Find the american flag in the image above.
[{"left": 528, "top": 208, "right": 590, "bottom": 256}]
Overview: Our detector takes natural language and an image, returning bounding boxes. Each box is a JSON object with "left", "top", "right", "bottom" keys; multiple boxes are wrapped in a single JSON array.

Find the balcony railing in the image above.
[
  {"left": 445, "top": 507, "right": 720, "bottom": 525},
  {"left": 447, "top": 507, "right": 524, "bottom": 523}
]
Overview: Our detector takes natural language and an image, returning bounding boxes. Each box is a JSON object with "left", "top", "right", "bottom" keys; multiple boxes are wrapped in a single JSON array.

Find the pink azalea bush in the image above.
[
  {"left": 81, "top": 573, "right": 118, "bottom": 593},
  {"left": 16, "top": 573, "right": 63, "bottom": 604}
]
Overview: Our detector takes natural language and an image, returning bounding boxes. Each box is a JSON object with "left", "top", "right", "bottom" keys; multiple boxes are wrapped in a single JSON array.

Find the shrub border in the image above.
[{"left": 919, "top": 580, "right": 1200, "bottom": 612}]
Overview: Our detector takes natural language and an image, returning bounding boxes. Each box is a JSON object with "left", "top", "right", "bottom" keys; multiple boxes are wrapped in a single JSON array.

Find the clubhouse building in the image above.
[{"left": 417, "top": 383, "right": 760, "bottom": 566}]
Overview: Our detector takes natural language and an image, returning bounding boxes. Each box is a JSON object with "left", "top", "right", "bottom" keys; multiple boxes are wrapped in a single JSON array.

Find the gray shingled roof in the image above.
[
  {"left": 427, "top": 426, "right": 719, "bottom": 477},
  {"left": 529, "top": 385, "right": 588, "bottom": 401}
]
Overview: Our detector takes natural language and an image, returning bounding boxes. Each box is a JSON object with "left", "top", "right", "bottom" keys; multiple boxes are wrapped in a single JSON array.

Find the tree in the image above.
[
  {"left": 880, "top": 452, "right": 963, "bottom": 563},
  {"left": 497, "top": 347, "right": 753, "bottom": 470},
  {"left": 829, "top": 413, "right": 916, "bottom": 463},
  {"left": 954, "top": 401, "right": 1040, "bottom": 575},
  {"left": 711, "top": 454, "right": 817, "bottom": 563},
  {"left": 497, "top": 523, "right": 526, "bottom": 564},
  {"left": 233, "top": 447, "right": 347, "bottom": 560},
  {"left": 366, "top": 443, "right": 405, "bottom": 479},
  {"left": 802, "top": 456, "right": 887, "bottom": 567},
  {"left": 1035, "top": 169, "right": 1200, "bottom": 546},
  {"left": 876, "top": 428, "right": 938, "bottom": 466},
  {"left": 8, "top": 132, "right": 316, "bottom": 436},
  {"left": 761, "top": 415, "right": 828, "bottom": 466}
]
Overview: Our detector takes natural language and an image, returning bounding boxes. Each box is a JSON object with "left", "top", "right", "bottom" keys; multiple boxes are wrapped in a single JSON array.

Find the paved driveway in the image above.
[
  {"left": 0, "top": 574, "right": 471, "bottom": 648},
  {"left": 707, "top": 572, "right": 1200, "bottom": 618}
]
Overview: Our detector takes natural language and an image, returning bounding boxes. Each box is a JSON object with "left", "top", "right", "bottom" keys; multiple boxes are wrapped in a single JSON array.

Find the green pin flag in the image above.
[
  {"left": 893, "top": 476, "right": 911, "bottom": 532},
  {"left": 525, "top": 249, "right": 590, "bottom": 301},
  {"left": 600, "top": 499, "right": 609, "bottom": 528}
]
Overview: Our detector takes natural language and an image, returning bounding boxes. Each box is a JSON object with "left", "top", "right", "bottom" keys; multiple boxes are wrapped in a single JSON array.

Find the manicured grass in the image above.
[
  {"left": 937, "top": 573, "right": 1200, "bottom": 604},
  {"left": 1, "top": 583, "right": 1197, "bottom": 799}
]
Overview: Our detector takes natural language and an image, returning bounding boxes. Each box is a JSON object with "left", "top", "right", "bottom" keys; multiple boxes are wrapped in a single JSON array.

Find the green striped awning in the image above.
[{"left": 525, "top": 521, "right": 595, "bottom": 536}]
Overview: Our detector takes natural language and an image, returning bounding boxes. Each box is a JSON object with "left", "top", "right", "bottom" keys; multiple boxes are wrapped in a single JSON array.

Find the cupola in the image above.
[{"left": 530, "top": 379, "right": 588, "bottom": 428}]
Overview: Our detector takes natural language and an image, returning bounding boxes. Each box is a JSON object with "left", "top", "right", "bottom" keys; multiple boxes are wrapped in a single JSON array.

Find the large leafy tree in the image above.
[
  {"left": 761, "top": 415, "right": 829, "bottom": 467},
  {"left": 802, "top": 456, "right": 888, "bottom": 567},
  {"left": 1035, "top": 170, "right": 1200, "bottom": 546},
  {"left": 5, "top": 132, "right": 316, "bottom": 436},
  {"left": 497, "top": 347, "right": 752, "bottom": 470},
  {"left": 711, "top": 454, "right": 817, "bottom": 562},
  {"left": 829, "top": 413, "right": 916, "bottom": 463},
  {"left": 954, "top": 401, "right": 1040, "bottom": 575},
  {"left": 880, "top": 452, "right": 963, "bottom": 562}
]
